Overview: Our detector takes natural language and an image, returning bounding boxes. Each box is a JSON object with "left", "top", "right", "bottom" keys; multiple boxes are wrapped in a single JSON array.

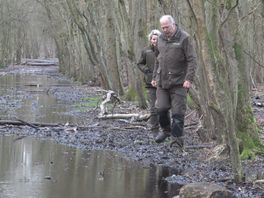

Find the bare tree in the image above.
[{"left": 1, "top": 0, "right": 263, "bottom": 182}]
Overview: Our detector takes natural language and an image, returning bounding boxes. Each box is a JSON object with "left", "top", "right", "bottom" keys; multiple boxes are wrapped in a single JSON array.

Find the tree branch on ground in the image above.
[{"left": 98, "top": 90, "right": 150, "bottom": 121}]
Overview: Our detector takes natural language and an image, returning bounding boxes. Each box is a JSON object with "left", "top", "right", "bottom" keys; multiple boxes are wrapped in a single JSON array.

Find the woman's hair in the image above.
[{"left": 148, "top": 29, "right": 161, "bottom": 41}]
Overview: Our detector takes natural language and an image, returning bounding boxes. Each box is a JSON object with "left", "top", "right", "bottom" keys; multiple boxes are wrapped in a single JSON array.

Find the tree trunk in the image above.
[{"left": 1, "top": 0, "right": 264, "bottom": 182}]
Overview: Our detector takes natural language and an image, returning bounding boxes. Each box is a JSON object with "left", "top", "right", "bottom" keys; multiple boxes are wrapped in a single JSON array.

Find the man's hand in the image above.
[
  {"left": 183, "top": 80, "right": 192, "bottom": 89},
  {"left": 151, "top": 80, "right": 157, "bottom": 87}
]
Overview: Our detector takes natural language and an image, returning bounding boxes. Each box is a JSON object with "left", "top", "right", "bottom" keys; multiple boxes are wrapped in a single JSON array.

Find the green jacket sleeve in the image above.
[
  {"left": 183, "top": 36, "right": 197, "bottom": 83},
  {"left": 137, "top": 49, "right": 149, "bottom": 74}
]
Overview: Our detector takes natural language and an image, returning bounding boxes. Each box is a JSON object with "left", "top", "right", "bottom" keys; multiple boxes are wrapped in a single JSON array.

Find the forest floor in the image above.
[{"left": 0, "top": 64, "right": 264, "bottom": 198}]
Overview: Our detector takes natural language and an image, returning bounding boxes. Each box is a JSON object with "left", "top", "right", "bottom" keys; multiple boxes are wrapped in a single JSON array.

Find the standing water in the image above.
[
  {"left": 0, "top": 65, "right": 78, "bottom": 124},
  {"left": 0, "top": 65, "right": 180, "bottom": 198},
  {"left": 0, "top": 136, "right": 178, "bottom": 198}
]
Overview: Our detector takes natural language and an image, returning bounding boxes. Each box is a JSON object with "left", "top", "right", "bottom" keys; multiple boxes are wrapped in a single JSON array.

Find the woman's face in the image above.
[{"left": 150, "top": 35, "right": 158, "bottom": 46}]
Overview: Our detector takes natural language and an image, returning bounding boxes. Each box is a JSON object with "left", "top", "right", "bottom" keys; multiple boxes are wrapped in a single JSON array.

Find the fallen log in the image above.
[
  {"left": 253, "top": 101, "right": 264, "bottom": 107},
  {"left": 26, "top": 62, "right": 58, "bottom": 66},
  {"left": 254, "top": 179, "right": 264, "bottom": 184},
  {"left": 21, "top": 58, "right": 59, "bottom": 66},
  {"left": 0, "top": 119, "right": 99, "bottom": 131},
  {"left": 0, "top": 120, "right": 64, "bottom": 127},
  {"left": 185, "top": 144, "right": 214, "bottom": 149},
  {"left": 98, "top": 113, "right": 150, "bottom": 121},
  {"left": 98, "top": 90, "right": 150, "bottom": 121},
  {"left": 16, "top": 118, "right": 39, "bottom": 129}
]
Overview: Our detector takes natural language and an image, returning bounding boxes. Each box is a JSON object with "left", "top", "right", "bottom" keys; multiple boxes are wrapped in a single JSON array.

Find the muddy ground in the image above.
[{"left": 0, "top": 65, "right": 264, "bottom": 198}]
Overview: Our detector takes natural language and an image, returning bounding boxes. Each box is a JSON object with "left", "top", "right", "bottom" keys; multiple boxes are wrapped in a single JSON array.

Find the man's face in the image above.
[
  {"left": 150, "top": 35, "right": 158, "bottom": 46},
  {"left": 160, "top": 19, "right": 175, "bottom": 38}
]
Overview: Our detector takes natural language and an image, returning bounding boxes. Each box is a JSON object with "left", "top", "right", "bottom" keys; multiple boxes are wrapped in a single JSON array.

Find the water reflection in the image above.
[
  {"left": 0, "top": 71, "right": 77, "bottom": 124},
  {"left": 0, "top": 136, "right": 179, "bottom": 198},
  {"left": 0, "top": 67, "right": 181, "bottom": 197}
]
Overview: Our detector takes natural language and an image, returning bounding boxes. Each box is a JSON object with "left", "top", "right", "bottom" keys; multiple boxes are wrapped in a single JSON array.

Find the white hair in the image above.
[
  {"left": 147, "top": 29, "right": 161, "bottom": 41},
  {"left": 160, "top": 15, "right": 175, "bottom": 24}
]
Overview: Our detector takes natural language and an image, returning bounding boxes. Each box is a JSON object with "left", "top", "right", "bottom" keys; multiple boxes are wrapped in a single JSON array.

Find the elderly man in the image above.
[
  {"left": 137, "top": 29, "right": 161, "bottom": 137},
  {"left": 152, "top": 15, "right": 197, "bottom": 147}
]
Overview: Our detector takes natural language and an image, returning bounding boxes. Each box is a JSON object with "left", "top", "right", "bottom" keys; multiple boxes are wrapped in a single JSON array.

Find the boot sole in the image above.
[{"left": 155, "top": 135, "right": 170, "bottom": 143}]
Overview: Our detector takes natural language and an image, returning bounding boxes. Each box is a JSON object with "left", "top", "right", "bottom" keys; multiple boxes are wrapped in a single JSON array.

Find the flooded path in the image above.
[
  {"left": 0, "top": 65, "right": 79, "bottom": 124},
  {"left": 0, "top": 64, "right": 180, "bottom": 198},
  {"left": 0, "top": 136, "right": 178, "bottom": 198}
]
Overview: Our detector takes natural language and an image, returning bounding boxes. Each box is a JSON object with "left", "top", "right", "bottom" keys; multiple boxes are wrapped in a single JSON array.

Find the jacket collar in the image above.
[
  {"left": 160, "top": 24, "right": 181, "bottom": 41},
  {"left": 174, "top": 25, "right": 181, "bottom": 39},
  {"left": 147, "top": 45, "right": 155, "bottom": 51}
]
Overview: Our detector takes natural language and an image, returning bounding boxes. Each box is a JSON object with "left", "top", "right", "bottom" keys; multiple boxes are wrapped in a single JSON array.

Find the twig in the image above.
[
  {"left": 194, "top": 115, "right": 204, "bottom": 140},
  {"left": 108, "top": 127, "right": 127, "bottom": 131},
  {"left": 243, "top": 50, "right": 264, "bottom": 68},
  {"left": 186, "top": 0, "right": 198, "bottom": 26},
  {"left": 184, "top": 122, "right": 199, "bottom": 128},
  {"left": 240, "top": 1, "right": 262, "bottom": 21},
  {"left": 185, "top": 144, "right": 214, "bottom": 149},
  {"left": 220, "top": 0, "right": 239, "bottom": 29},
  {"left": 98, "top": 113, "right": 150, "bottom": 121},
  {"left": 13, "top": 136, "right": 27, "bottom": 142},
  {"left": 125, "top": 125, "right": 147, "bottom": 130},
  {"left": 185, "top": 110, "right": 196, "bottom": 120}
]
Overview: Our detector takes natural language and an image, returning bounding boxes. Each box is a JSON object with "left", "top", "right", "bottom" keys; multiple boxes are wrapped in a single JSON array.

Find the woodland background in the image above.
[{"left": 0, "top": 0, "right": 264, "bottom": 181}]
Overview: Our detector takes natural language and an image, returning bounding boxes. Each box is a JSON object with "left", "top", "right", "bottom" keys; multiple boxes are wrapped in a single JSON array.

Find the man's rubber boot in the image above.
[
  {"left": 155, "top": 110, "right": 170, "bottom": 143},
  {"left": 149, "top": 128, "right": 159, "bottom": 139},
  {"left": 155, "top": 131, "right": 170, "bottom": 143},
  {"left": 171, "top": 113, "right": 184, "bottom": 137}
]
